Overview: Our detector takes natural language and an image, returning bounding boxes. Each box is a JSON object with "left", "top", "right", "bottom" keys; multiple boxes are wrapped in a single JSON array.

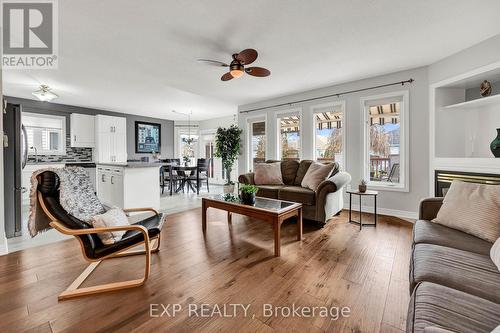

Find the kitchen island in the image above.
[{"left": 97, "top": 162, "right": 161, "bottom": 210}]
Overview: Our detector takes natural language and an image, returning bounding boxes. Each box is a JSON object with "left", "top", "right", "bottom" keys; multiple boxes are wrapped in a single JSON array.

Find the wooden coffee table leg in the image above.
[
  {"left": 274, "top": 219, "right": 281, "bottom": 257},
  {"left": 227, "top": 212, "right": 232, "bottom": 224},
  {"left": 202, "top": 199, "right": 207, "bottom": 232},
  {"left": 297, "top": 208, "right": 303, "bottom": 241}
]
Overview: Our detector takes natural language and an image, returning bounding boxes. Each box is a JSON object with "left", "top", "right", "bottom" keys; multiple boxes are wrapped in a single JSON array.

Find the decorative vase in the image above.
[
  {"left": 223, "top": 184, "right": 235, "bottom": 194},
  {"left": 240, "top": 192, "right": 256, "bottom": 205},
  {"left": 490, "top": 128, "right": 500, "bottom": 157},
  {"left": 359, "top": 184, "right": 367, "bottom": 193}
]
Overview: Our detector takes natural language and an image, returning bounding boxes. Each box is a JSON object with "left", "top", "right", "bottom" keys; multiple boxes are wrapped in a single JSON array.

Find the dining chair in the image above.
[{"left": 190, "top": 158, "right": 211, "bottom": 194}]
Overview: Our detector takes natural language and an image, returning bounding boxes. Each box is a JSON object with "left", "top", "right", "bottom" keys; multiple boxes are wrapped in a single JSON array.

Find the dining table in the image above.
[{"left": 162, "top": 163, "right": 200, "bottom": 196}]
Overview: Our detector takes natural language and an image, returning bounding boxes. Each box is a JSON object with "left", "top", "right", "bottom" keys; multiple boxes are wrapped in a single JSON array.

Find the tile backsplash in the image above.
[{"left": 27, "top": 135, "right": 93, "bottom": 163}]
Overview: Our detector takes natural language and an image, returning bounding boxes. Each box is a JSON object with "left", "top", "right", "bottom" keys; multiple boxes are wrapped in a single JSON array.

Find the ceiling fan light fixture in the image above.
[
  {"left": 229, "top": 61, "right": 244, "bottom": 78},
  {"left": 32, "top": 84, "right": 58, "bottom": 102},
  {"left": 230, "top": 69, "right": 244, "bottom": 78}
]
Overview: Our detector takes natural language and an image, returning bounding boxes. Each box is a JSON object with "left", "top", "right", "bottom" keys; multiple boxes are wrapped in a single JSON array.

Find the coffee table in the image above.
[{"left": 202, "top": 195, "right": 303, "bottom": 257}]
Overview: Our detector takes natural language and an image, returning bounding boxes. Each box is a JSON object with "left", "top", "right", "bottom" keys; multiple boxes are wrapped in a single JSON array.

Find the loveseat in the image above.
[
  {"left": 407, "top": 197, "right": 500, "bottom": 333},
  {"left": 238, "top": 160, "right": 351, "bottom": 225}
]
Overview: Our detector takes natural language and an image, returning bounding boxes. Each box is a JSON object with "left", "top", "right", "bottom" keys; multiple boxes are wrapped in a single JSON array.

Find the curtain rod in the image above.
[{"left": 239, "top": 78, "right": 414, "bottom": 114}]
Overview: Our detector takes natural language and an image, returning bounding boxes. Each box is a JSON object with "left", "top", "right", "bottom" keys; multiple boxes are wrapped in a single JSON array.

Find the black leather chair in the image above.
[{"left": 36, "top": 170, "right": 163, "bottom": 300}]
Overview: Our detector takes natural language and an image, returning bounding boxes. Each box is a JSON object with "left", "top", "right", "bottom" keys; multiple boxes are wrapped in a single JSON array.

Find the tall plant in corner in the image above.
[{"left": 214, "top": 125, "right": 242, "bottom": 193}]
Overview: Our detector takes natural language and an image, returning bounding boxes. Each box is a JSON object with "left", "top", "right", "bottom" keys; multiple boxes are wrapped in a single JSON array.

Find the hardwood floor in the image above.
[{"left": 0, "top": 208, "right": 413, "bottom": 333}]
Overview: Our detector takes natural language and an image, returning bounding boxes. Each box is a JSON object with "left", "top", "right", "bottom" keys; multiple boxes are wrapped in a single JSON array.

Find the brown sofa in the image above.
[
  {"left": 407, "top": 197, "right": 500, "bottom": 333},
  {"left": 238, "top": 160, "right": 351, "bottom": 225}
]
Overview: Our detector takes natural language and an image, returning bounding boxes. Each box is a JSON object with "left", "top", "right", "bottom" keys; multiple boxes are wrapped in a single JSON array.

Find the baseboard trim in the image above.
[
  {"left": 344, "top": 204, "right": 417, "bottom": 221},
  {"left": 0, "top": 236, "right": 8, "bottom": 256}
]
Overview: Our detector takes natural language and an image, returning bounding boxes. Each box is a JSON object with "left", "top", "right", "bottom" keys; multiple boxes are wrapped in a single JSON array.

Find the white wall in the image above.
[
  {"left": 0, "top": 65, "right": 7, "bottom": 255},
  {"left": 198, "top": 115, "right": 236, "bottom": 131},
  {"left": 238, "top": 67, "right": 429, "bottom": 217},
  {"left": 429, "top": 34, "right": 500, "bottom": 84}
]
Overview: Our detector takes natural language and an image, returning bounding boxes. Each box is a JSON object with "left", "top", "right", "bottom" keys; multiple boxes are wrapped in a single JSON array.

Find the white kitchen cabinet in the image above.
[
  {"left": 70, "top": 113, "right": 95, "bottom": 147},
  {"left": 97, "top": 165, "right": 160, "bottom": 210},
  {"left": 22, "top": 164, "right": 65, "bottom": 205},
  {"left": 95, "top": 115, "right": 127, "bottom": 163}
]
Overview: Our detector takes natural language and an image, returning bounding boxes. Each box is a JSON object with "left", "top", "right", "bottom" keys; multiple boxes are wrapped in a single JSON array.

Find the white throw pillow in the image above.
[
  {"left": 254, "top": 162, "right": 284, "bottom": 185},
  {"left": 91, "top": 208, "right": 130, "bottom": 245},
  {"left": 301, "top": 162, "right": 335, "bottom": 191},
  {"left": 432, "top": 181, "right": 500, "bottom": 243},
  {"left": 491, "top": 237, "right": 500, "bottom": 272}
]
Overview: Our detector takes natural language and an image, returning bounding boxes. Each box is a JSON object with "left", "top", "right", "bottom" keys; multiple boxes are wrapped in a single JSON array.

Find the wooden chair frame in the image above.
[{"left": 38, "top": 192, "right": 161, "bottom": 301}]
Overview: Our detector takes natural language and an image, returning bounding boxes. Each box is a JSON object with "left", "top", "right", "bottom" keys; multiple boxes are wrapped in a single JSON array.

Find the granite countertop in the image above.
[
  {"left": 96, "top": 162, "right": 162, "bottom": 168},
  {"left": 26, "top": 161, "right": 67, "bottom": 166},
  {"left": 26, "top": 161, "right": 94, "bottom": 166}
]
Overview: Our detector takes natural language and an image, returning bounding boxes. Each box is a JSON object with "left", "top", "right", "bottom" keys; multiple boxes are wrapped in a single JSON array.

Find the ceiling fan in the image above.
[{"left": 197, "top": 48, "right": 271, "bottom": 81}]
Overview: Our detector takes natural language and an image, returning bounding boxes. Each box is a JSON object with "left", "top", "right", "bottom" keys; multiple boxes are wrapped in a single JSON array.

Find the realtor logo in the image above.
[{"left": 1, "top": 0, "right": 58, "bottom": 68}]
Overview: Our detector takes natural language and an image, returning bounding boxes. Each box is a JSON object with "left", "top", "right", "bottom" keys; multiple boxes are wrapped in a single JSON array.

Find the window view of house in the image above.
[
  {"left": 279, "top": 115, "right": 301, "bottom": 160},
  {"left": 250, "top": 121, "right": 266, "bottom": 168},
  {"left": 314, "top": 110, "right": 343, "bottom": 166},
  {"left": 180, "top": 133, "right": 198, "bottom": 163},
  {"left": 23, "top": 113, "right": 65, "bottom": 155},
  {"left": 368, "top": 102, "right": 401, "bottom": 184}
]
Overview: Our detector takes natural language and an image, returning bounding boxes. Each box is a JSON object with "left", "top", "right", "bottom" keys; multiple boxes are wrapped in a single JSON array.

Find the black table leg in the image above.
[
  {"left": 197, "top": 170, "right": 200, "bottom": 195},
  {"left": 374, "top": 194, "right": 377, "bottom": 227},
  {"left": 359, "top": 195, "right": 362, "bottom": 230},
  {"left": 169, "top": 168, "right": 173, "bottom": 196},
  {"left": 349, "top": 192, "right": 352, "bottom": 222}
]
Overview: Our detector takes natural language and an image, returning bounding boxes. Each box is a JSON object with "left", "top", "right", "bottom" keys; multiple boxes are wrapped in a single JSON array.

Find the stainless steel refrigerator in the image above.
[{"left": 3, "top": 102, "right": 25, "bottom": 238}]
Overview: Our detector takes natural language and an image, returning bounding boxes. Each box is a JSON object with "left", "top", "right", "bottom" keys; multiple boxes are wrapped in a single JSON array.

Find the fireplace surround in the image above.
[{"left": 435, "top": 170, "right": 500, "bottom": 197}]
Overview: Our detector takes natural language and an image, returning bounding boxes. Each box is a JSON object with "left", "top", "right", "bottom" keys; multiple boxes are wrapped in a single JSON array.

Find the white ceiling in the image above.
[{"left": 3, "top": 0, "right": 500, "bottom": 121}]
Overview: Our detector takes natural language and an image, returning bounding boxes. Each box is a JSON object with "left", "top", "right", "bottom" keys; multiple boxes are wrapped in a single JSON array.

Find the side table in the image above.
[{"left": 347, "top": 189, "right": 378, "bottom": 230}]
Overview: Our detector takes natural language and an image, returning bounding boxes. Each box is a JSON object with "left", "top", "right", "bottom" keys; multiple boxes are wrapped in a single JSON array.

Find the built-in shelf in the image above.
[{"left": 441, "top": 93, "right": 500, "bottom": 111}]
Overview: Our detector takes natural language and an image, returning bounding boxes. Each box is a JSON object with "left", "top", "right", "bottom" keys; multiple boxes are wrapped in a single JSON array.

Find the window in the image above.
[
  {"left": 248, "top": 120, "right": 266, "bottom": 170},
  {"left": 362, "top": 91, "right": 408, "bottom": 191},
  {"left": 277, "top": 112, "right": 301, "bottom": 161},
  {"left": 23, "top": 113, "right": 66, "bottom": 155},
  {"left": 313, "top": 103, "right": 344, "bottom": 168},
  {"left": 179, "top": 133, "right": 198, "bottom": 163}
]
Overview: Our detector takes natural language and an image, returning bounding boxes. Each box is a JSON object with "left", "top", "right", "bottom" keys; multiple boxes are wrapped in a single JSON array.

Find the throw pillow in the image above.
[
  {"left": 491, "top": 237, "right": 500, "bottom": 272},
  {"left": 301, "top": 162, "right": 335, "bottom": 191},
  {"left": 91, "top": 208, "right": 130, "bottom": 245},
  {"left": 254, "top": 162, "right": 284, "bottom": 185},
  {"left": 432, "top": 181, "right": 500, "bottom": 243}
]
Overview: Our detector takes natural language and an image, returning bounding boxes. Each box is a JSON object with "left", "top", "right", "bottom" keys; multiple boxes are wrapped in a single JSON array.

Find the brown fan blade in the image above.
[
  {"left": 221, "top": 72, "right": 234, "bottom": 81},
  {"left": 245, "top": 67, "right": 270, "bottom": 77},
  {"left": 197, "top": 59, "right": 229, "bottom": 67},
  {"left": 235, "top": 49, "right": 258, "bottom": 65}
]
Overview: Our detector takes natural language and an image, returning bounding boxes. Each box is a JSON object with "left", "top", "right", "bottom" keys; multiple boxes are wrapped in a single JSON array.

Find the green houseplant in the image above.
[
  {"left": 359, "top": 179, "right": 367, "bottom": 193},
  {"left": 240, "top": 184, "right": 258, "bottom": 205},
  {"left": 214, "top": 125, "right": 242, "bottom": 194}
]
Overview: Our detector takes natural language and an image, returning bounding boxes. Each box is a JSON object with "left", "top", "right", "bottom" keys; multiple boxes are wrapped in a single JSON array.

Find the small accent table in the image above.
[{"left": 347, "top": 190, "right": 378, "bottom": 230}]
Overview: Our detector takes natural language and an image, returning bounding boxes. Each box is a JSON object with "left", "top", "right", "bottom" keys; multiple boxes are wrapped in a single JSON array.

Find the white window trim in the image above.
[
  {"left": 246, "top": 114, "right": 267, "bottom": 172},
  {"left": 23, "top": 112, "right": 66, "bottom": 155},
  {"left": 275, "top": 108, "right": 303, "bottom": 161},
  {"left": 311, "top": 100, "right": 346, "bottom": 170},
  {"left": 360, "top": 90, "right": 409, "bottom": 192}
]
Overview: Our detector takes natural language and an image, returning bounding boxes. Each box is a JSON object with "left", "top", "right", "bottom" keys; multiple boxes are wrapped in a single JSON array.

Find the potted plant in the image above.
[
  {"left": 359, "top": 179, "right": 367, "bottom": 193},
  {"left": 214, "top": 125, "right": 242, "bottom": 194},
  {"left": 240, "top": 184, "right": 258, "bottom": 205},
  {"left": 182, "top": 155, "right": 190, "bottom": 166}
]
